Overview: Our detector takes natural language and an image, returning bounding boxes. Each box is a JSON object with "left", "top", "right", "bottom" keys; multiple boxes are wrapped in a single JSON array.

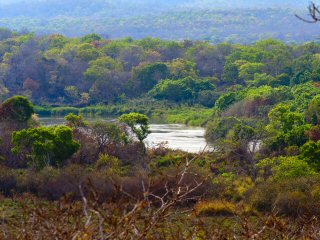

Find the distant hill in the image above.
[
  {"left": 0, "top": 0, "right": 308, "bottom": 18},
  {"left": 0, "top": 0, "right": 315, "bottom": 43}
]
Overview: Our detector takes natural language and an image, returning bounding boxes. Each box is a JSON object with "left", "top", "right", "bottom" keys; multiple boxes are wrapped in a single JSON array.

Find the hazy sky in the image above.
[{"left": 0, "top": 0, "right": 309, "bottom": 8}]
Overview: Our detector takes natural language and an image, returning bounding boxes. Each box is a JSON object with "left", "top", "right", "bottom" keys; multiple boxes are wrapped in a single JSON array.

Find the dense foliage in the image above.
[
  {"left": 12, "top": 126, "right": 80, "bottom": 169},
  {"left": 0, "top": 33, "right": 320, "bottom": 113}
]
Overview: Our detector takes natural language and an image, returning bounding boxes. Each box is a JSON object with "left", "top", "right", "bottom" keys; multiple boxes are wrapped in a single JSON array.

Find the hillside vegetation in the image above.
[{"left": 0, "top": 0, "right": 314, "bottom": 42}]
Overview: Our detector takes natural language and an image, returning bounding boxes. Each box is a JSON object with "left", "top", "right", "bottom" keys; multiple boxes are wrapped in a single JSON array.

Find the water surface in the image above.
[{"left": 40, "top": 117, "right": 210, "bottom": 153}]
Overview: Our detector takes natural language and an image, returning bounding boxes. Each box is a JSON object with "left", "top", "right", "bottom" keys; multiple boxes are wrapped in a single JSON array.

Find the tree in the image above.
[
  {"left": 118, "top": 113, "right": 150, "bottom": 145},
  {"left": 206, "top": 118, "right": 264, "bottom": 179},
  {"left": 90, "top": 121, "right": 125, "bottom": 155},
  {"left": 64, "top": 85, "right": 80, "bottom": 103},
  {"left": 296, "top": 2, "right": 320, "bottom": 23},
  {"left": 198, "top": 90, "right": 219, "bottom": 107},
  {"left": 149, "top": 77, "right": 215, "bottom": 103},
  {"left": 119, "top": 45, "right": 145, "bottom": 71},
  {"left": 205, "top": 117, "right": 240, "bottom": 144},
  {"left": 132, "top": 62, "right": 169, "bottom": 93},
  {"left": 80, "top": 33, "right": 103, "bottom": 43},
  {"left": 267, "top": 104, "right": 305, "bottom": 133},
  {"left": 306, "top": 95, "right": 320, "bottom": 125},
  {"left": 258, "top": 156, "right": 316, "bottom": 180},
  {"left": 0, "top": 96, "right": 35, "bottom": 167},
  {"left": 168, "top": 58, "right": 198, "bottom": 79},
  {"left": 275, "top": 73, "right": 291, "bottom": 87},
  {"left": 222, "top": 62, "right": 240, "bottom": 85},
  {"left": 48, "top": 34, "right": 68, "bottom": 49},
  {"left": 0, "top": 95, "right": 34, "bottom": 123},
  {"left": 84, "top": 56, "right": 123, "bottom": 81},
  {"left": 239, "top": 62, "right": 265, "bottom": 82},
  {"left": 0, "top": 28, "right": 13, "bottom": 41},
  {"left": 215, "top": 92, "right": 237, "bottom": 110},
  {"left": 65, "top": 113, "right": 88, "bottom": 129},
  {"left": 230, "top": 123, "right": 262, "bottom": 179},
  {"left": 300, "top": 141, "right": 320, "bottom": 171},
  {"left": 266, "top": 104, "right": 310, "bottom": 150},
  {"left": 251, "top": 73, "right": 276, "bottom": 87},
  {"left": 149, "top": 79, "right": 193, "bottom": 102},
  {"left": 77, "top": 43, "right": 102, "bottom": 61},
  {"left": 12, "top": 126, "right": 80, "bottom": 170}
]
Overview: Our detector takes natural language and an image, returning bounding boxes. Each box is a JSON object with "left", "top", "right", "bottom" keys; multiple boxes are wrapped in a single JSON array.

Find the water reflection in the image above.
[
  {"left": 146, "top": 124, "right": 210, "bottom": 153},
  {"left": 39, "top": 118, "right": 211, "bottom": 153}
]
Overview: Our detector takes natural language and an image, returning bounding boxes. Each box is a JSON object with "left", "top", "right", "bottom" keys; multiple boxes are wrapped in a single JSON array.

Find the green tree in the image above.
[
  {"left": 64, "top": 113, "right": 88, "bottom": 129},
  {"left": 266, "top": 104, "right": 310, "bottom": 150},
  {"left": 168, "top": 58, "right": 198, "bottom": 79},
  {"left": 215, "top": 92, "right": 237, "bottom": 110},
  {"left": 198, "top": 90, "right": 219, "bottom": 107},
  {"left": 251, "top": 73, "right": 275, "bottom": 87},
  {"left": 149, "top": 77, "right": 215, "bottom": 103},
  {"left": 300, "top": 141, "right": 320, "bottom": 171},
  {"left": 118, "top": 113, "right": 150, "bottom": 144},
  {"left": 149, "top": 79, "right": 193, "bottom": 102},
  {"left": 258, "top": 156, "right": 316, "bottom": 180},
  {"left": 80, "top": 33, "right": 103, "bottom": 43},
  {"left": 222, "top": 62, "right": 240, "bottom": 85},
  {"left": 205, "top": 117, "right": 240, "bottom": 144},
  {"left": 84, "top": 56, "right": 123, "bottom": 81},
  {"left": 230, "top": 123, "right": 263, "bottom": 179},
  {"left": 239, "top": 62, "right": 265, "bottom": 82},
  {"left": 12, "top": 126, "right": 80, "bottom": 170},
  {"left": 64, "top": 85, "right": 80, "bottom": 103},
  {"left": 132, "top": 62, "right": 169, "bottom": 92},
  {"left": 0, "top": 96, "right": 34, "bottom": 122},
  {"left": 267, "top": 104, "right": 305, "bottom": 133},
  {"left": 306, "top": 95, "right": 320, "bottom": 125},
  {"left": 77, "top": 43, "right": 102, "bottom": 61},
  {"left": 275, "top": 73, "right": 291, "bottom": 86}
]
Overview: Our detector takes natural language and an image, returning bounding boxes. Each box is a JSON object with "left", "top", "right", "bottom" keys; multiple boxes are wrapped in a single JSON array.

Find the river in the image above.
[{"left": 39, "top": 117, "right": 211, "bottom": 153}]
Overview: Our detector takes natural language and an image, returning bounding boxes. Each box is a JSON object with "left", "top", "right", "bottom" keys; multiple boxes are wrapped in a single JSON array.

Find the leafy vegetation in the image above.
[{"left": 0, "top": 23, "right": 320, "bottom": 237}]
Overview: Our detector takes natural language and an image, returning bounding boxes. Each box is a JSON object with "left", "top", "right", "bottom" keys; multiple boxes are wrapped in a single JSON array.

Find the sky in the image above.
[{"left": 0, "top": 0, "right": 309, "bottom": 8}]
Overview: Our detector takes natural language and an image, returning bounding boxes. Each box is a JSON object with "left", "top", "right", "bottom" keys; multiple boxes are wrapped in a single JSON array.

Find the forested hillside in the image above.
[
  {"left": 0, "top": 31, "right": 320, "bottom": 109},
  {"left": 0, "top": 0, "right": 314, "bottom": 42}
]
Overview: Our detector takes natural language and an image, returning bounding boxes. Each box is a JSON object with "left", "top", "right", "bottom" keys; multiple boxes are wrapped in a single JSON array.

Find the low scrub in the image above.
[{"left": 194, "top": 200, "right": 236, "bottom": 216}]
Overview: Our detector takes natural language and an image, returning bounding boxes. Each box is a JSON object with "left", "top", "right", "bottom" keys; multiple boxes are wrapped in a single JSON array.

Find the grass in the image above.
[{"left": 34, "top": 101, "right": 214, "bottom": 126}]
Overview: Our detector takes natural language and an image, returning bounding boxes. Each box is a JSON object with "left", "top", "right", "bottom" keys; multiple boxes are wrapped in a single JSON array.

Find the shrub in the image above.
[
  {"left": 0, "top": 96, "right": 34, "bottom": 122},
  {"left": 311, "top": 186, "right": 320, "bottom": 201},
  {"left": 257, "top": 156, "right": 317, "bottom": 180},
  {"left": 95, "top": 154, "right": 123, "bottom": 174},
  {"left": 194, "top": 200, "right": 236, "bottom": 216},
  {"left": 274, "top": 191, "right": 309, "bottom": 217},
  {"left": 248, "top": 176, "right": 320, "bottom": 214},
  {"left": 12, "top": 126, "right": 80, "bottom": 170},
  {"left": 211, "top": 174, "right": 255, "bottom": 201},
  {"left": 0, "top": 166, "right": 16, "bottom": 196}
]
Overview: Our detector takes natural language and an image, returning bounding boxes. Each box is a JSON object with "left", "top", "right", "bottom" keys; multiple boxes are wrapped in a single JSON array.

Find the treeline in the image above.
[{"left": 1, "top": 31, "right": 320, "bottom": 109}]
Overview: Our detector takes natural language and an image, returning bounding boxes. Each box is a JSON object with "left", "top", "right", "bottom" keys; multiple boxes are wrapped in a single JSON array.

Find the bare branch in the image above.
[{"left": 296, "top": 2, "right": 320, "bottom": 23}]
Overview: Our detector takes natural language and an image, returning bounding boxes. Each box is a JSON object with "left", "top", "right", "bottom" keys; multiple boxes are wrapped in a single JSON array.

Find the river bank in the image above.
[
  {"left": 35, "top": 103, "right": 214, "bottom": 127},
  {"left": 40, "top": 117, "right": 211, "bottom": 153}
]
